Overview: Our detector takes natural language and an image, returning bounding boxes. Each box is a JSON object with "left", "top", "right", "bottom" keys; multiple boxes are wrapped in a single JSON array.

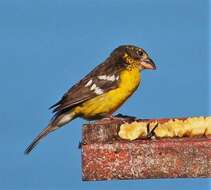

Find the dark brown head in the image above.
[{"left": 111, "top": 45, "right": 156, "bottom": 71}]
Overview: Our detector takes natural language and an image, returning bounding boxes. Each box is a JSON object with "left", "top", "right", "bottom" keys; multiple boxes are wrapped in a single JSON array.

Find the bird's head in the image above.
[{"left": 112, "top": 45, "right": 156, "bottom": 71}]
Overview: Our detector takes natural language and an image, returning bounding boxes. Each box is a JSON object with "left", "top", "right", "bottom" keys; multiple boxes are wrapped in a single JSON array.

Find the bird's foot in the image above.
[
  {"left": 104, "top": 114, "right": 134, "bottom": 123},
  {"left": 94, "top": 114, "right": 131, "bottom": 125},
  {"left": 146, "top": 123, "right": 158, "bottom": 139},
  {"left": 115, "top": 113, "right": 136, "bottom": 121},
  {"left": 95, "top": 115, "right": 118, "bottom": 124}
]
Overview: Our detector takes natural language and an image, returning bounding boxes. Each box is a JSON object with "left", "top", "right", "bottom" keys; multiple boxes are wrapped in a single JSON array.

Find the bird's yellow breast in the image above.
[{"left": 75, "top": 67, "right": 141, "bottom": 119}]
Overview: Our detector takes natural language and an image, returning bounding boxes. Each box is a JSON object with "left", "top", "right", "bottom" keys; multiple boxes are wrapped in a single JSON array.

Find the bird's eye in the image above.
[{"left": 137, "top": 50, "right": 143, "bottom": 57}]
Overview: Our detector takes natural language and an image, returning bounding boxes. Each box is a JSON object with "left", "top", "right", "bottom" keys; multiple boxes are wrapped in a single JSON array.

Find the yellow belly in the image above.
[{"left": 75, "top": 67, "right": 141, "bottom": 119}]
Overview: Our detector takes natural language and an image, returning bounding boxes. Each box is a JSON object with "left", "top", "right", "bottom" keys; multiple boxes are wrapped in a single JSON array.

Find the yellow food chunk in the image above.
[
  {"left": 118, "top": 121, "right": 147, "bottom": 140},
  {"left": 118, "top": 116, "right": 211, "bottom": 140}
]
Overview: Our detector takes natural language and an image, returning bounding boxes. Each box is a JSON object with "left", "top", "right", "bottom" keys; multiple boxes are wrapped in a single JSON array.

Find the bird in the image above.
[{"left": 25, "top": 45, "right": 156, "bottom": 154}]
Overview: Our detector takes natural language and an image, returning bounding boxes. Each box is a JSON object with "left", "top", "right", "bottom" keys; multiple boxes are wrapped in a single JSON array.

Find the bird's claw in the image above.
[
  {"left": 95, "top": 114, "right": 135, "bottom": 124},
  {"left": 115, "top": 113, "right": 136, "bottom": 121}
]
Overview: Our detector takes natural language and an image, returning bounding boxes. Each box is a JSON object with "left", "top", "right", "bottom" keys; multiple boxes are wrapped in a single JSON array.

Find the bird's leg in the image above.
[
  {"left": 146, "top": 123, "right": 158, "bottom": 139},
  {"left": 104, "top": 114, "right": 129, "bottom": 122},
  {"left": 102, "top": 113, "right": 137, "bottom": 123},
  {"left": 96, "top": 115, "right": 115, "bottom": 124},
  {"left": 95, "top": 114, "right": 136, "bottom": 125},
  {"left": 95, "top": 114, "right": 126, "bottom": 124},
  {"left": 98, "top": 114, "right": 116, "bottom": 121}
]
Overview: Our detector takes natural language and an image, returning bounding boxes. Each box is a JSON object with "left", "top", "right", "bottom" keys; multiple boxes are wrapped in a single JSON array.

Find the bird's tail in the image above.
[{"left": 24, "top": 111, "right": 76, "bottom": 155}]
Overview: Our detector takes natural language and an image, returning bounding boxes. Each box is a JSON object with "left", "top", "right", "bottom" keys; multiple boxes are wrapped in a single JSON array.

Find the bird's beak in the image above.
[{"left": 140, "top": 58, "right": 156, "bottom": 70}]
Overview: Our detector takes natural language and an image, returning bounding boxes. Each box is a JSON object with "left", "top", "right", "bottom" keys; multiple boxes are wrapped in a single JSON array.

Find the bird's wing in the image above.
[{"left": 50, "top": 57, "right": 127, "bottom": 114}]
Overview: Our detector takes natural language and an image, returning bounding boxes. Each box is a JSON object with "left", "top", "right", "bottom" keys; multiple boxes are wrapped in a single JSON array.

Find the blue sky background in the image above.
[{"left": 0, "top": 0, "right": 210, "bottom": 189}]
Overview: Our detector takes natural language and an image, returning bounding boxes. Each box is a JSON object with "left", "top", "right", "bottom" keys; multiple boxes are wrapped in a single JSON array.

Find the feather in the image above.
[
  {"left": 25, "top": 111, "right": 76, "bottom": 154},
  {"left": 50, "top": 56, "right": 127, "bottom": 114}
]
